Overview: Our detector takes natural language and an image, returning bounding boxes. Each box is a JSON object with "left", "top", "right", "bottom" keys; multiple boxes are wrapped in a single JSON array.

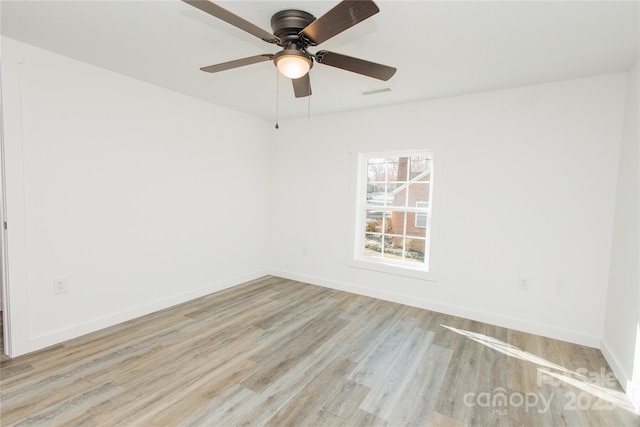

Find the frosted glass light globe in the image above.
[{"left": 276, "top": 55, "right": 311, "bottom": 79}]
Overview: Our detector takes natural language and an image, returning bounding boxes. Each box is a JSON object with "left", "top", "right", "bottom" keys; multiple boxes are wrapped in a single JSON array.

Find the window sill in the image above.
[{"left": 349, "top": 257, "right": 438, "bottom": 282}]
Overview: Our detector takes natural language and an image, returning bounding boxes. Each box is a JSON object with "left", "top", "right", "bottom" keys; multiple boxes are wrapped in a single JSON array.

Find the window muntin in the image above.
[{"left": 358, "top": 152, "right": 433, "bottom": 271}]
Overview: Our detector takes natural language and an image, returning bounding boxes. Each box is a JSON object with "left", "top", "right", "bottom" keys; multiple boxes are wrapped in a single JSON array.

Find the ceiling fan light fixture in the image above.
[
  {"left": 274, "top": 51, "right": 312, "bottom": 79},
  {"left": 185, "top": 0, "right": 396, "bottom": 99}
]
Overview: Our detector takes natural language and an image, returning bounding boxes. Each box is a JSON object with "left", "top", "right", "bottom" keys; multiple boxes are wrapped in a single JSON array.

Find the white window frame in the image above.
[{"left": 349, "top": 150, "right": 440, "bottom": 281}]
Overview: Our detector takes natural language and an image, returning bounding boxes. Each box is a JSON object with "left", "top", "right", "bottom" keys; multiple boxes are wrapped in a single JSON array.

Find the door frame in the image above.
[{"left": 0, "top": 67, "right": 11, "bottom": 357}]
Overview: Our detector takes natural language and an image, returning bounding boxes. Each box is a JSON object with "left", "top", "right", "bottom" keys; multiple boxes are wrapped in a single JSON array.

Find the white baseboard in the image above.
[
  {"left": 269, "top": 268, "right": 601, "bottom": 348},
  {"left": 601, "top": 338, "right": 640, "bottom": 415},
  {"left": 27, "top": 270, "right": 269, "bottom": 353},
  {"left": 600, "top": 338, "right": 630, "bottom": 393}
]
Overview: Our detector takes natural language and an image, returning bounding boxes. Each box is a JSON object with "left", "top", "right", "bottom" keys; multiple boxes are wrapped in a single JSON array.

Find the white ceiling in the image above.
[{"left": 2, "top": 1, "right": 639, "bottom": 121}]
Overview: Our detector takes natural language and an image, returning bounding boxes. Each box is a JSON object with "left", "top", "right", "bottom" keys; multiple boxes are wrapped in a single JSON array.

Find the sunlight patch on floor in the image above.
[{"left": 441, "top": 324, "right": 638, "bottom": 414}]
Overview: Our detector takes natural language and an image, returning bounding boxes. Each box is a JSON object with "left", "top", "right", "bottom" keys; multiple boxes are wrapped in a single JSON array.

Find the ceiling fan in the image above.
[{"left": 182, "top": 0, "right": 397, "bottom": 98}]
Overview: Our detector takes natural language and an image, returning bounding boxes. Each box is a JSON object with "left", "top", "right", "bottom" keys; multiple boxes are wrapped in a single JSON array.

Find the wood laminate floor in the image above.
[{"left": 1, "top": 276, "right": 638, "bottom": 426}]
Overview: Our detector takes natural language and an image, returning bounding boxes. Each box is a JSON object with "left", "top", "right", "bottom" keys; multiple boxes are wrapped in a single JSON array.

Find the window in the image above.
[{"left": 353, "top": 151, "right": 434, "bottom": 276}]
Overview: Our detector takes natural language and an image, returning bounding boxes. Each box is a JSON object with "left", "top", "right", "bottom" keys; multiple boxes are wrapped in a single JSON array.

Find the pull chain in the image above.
[{"left": 275, "top": 69, "right": 280, "bottom": 129}]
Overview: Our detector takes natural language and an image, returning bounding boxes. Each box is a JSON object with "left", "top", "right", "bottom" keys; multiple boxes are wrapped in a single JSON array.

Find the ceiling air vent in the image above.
[{"left": 362, "top": 87, "right": 392, "bottom": 96}]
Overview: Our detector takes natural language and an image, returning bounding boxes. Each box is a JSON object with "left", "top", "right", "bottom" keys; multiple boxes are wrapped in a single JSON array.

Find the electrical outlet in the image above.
[
  {"left": 53, "top": 276, "right": 68, "bottom": 294},
  {"left": 517, "top": 275, "right": 529, "bottom": 291}
]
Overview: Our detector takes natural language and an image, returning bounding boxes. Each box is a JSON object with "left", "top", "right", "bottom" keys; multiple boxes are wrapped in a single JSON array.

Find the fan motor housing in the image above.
[{"left": 270, "top": 10, "right": 315, "bottom": 44}]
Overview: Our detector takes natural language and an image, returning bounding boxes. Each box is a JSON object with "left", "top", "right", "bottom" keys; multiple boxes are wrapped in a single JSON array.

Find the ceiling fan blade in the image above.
[
  {"left": 300, "top": 0, "right": 379, "bottom": 45},
  {"left": 292, "top": 73, "right": 312, "bottom": 98},
  {"left": 183, "top": 0, "right": 279, "bottom": 44},
  {"left": 315, "top": 51, "right": 396, "bottom": 81},
  {"left": 200, "top": 54, "right": 274, "bottom": 73}
]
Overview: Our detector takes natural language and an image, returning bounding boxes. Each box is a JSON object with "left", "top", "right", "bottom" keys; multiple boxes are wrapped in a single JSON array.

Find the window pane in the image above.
[
  {"left": 404, "top": 238, "right": 426, "bottom": 263},
  {"left": 409, "top": 156, "right": 430, "bottom": 178},
  {"left": 388, "top": 157, "right": 409, "bottom": 182},
  {"left": 389, "top": 211, "right": 406, "bottom": 236},
  {"left": 365, "top": 214, "right": 383, "bottom": 233},
  {"left": 367, "top": 158, "right": 386, "bottom": 182},
  {"left": 366, "top": 183, "right": 386, "bottom": 202},
  {"left": 407, "top": 212, "right": 428, "bottom": 236},
  {"left": 382, "top": 236, "right": 402, "bottom": 260},
  {"left": 414, "top": 211, "right": 427, "bottom": 229},
  {"left": 408, "top": 183, "right": 429, "bottom": 205},
  {"left": 364, "top": 233, "right": 383, "bottom": 258}
]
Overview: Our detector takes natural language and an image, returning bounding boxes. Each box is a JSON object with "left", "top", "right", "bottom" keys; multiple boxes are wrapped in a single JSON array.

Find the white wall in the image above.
[
  {"left": 1, "top": 37, "right": 270, "bottom": 356},
  {"left": 1, "top": 35, "right": 634, "bottom": 361},
  {"left": 269, "top": 74, "right": 628, "bottom": 347},
  {"left": 602, "top": 61, "right": 640, "bottom": 413}
]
